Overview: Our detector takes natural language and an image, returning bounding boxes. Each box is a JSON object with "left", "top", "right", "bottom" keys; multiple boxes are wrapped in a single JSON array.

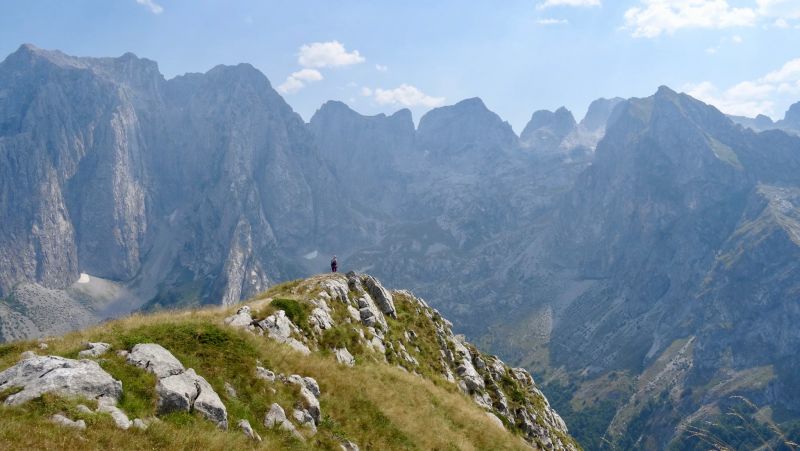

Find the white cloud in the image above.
[
  {"left": 367, "top": 84, "right": 445, "bottom": 108},
  {"left": 290, "top": 69, "right": 323, "bottom": 82},
  {"left": 624, "top": 0, "right": 800, "bottom": 37},
  {"left": 360, "top": 87, "right": 373, "bottom": 96},
  {"left": 763, "top": 58, "right": 800, "bottom": 83},
  {"left": 624, "top": 0, "right": 757, "bottom": 38},
  {"left": 757, "top": 0, "right": 800, "bottom": 19},
  {"left": 375, "top": 64, "right": 389, "bottom": 72},
  {"left": 538, "top": 0, "right": 600, "bottom": 9},
  {"left": 731, "top": 34, "right": 743, "bottom": 43},
  {"left": 277, "top": 69, "right": 324, "bottom": 94},
  {"left": 135, "top": 0, "right": 163, "bottom": 14},
  {"left": 277, "top": 77, "right": 304, "bottom": 94},
  {"left": 538, "top": 18, "right": 570, "bottom": 25},
  {"left": 684, "top": 57, "right": 800, "bottom": 117},
  {"left": 297, "top": 41, "right": 365, "bottom": 68},
  {"left": 774, "top": 17, "right": 790, "bottom": 27}
]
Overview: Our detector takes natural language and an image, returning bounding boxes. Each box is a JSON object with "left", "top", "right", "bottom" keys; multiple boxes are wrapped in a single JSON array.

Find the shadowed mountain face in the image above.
[
  {"left": 5, "top": 46, "right": 800, "bottom": 448},
  {"left": 0, "top": 45, "right": 360, "bottom": 310},
  {"left": 497, "top": 88, "right": 800, "bottom": 448}
]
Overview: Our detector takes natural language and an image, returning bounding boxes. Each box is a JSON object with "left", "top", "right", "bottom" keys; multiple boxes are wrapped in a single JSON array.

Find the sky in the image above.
[{"left": 1, "top": 0, "right": 800, "bottom": 132}]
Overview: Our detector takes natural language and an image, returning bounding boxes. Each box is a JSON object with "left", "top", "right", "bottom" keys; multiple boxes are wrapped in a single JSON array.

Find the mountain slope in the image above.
[
  {"left": 0, "top": 44, "right": 363, "bottom": 318},
  {"left": 0, "top": 273, "right": 578, "bottom": 450},
  {"left": 495, "top": 87, "right": 800, "bottom": 448}
]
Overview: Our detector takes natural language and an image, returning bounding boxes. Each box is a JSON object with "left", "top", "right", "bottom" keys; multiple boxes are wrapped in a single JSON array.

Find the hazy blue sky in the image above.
[{"left": 1, "top": 0, "right": 800, "bottom": 131}]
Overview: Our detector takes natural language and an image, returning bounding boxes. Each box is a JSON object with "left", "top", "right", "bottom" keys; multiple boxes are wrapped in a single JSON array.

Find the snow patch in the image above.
[
  {"left": 303, "top": 250, "right": 318, "bottom": 260},
  {"left": 77, "top": 273, "right": 90, "bottom": 284}
]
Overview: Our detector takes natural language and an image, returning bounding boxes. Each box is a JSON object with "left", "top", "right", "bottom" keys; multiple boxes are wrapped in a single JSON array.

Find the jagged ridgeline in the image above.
[{"left": 0, "top": 273, "right": 579, "bottom": 450}]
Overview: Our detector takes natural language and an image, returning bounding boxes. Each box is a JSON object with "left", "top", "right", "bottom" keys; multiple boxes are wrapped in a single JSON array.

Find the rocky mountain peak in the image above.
[
  {"left": 520, "top": 107, "right": 577, "bottom": 145},
  {"left": 580, "top": 97, "right": 624, "bottom": 132},
  {"left": 783, "top": 101, "right": 800, "bottom": 127},
  {"left": 416, "top": 97, "right": 517, "bottom": 155}
]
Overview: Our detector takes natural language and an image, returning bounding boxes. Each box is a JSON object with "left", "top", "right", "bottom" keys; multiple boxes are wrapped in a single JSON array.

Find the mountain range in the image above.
[{"left": 3, "top": 44, "right": 800, "bottom": 449}]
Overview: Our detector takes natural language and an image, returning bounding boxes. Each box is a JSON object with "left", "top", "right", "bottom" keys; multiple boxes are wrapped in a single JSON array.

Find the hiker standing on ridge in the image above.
[{"left": 331, "top": 255, "right": 338, "bottom": 273}]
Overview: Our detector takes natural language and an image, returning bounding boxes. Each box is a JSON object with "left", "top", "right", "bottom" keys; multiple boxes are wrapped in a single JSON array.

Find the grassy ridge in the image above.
[{"left": 0, "top": 278, "right": 532, "bottom": 450}]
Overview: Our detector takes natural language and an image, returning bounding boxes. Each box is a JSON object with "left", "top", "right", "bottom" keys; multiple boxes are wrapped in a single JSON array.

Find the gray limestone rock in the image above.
[
  {"left": 223, "top": 306, "right": 253, "bottom": 328},
  {"left": 51, "top": 414, "right": 86, "bottom": 430},
  {"left": 127, "top": 343, "right": 185, "bottom": 379},
  {"left": 78, "top": 342, "right": 111, "bottom": 358},
  {"left": 334, "top": 347, "right": 355, "bottom": 367},
  {"left": 256, "top": 366, "right": 275, "bottom": 382},
  {"left": 257, "top": 310, "right": 311, "bottom": 355},
  {"left": 0, "top": 355, "right": 122, "bottom": 406},
  {"left": 156, "top": 368, "right": 228, "bottom": 429},
  {"left": 238, "top": 419, "right": 261, "bottom": 442},
  {"left": 361, "top": 275, "right": 396, "bottom": 318}
]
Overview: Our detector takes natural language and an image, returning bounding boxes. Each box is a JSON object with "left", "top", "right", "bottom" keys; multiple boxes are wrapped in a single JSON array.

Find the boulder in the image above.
[
  {"left": 256, "top": 366, "right": 275, "bottom": 382},
  {"left": 238, "top": 419, "right": 262, "bottom": 442},
  {"left": 51, "top": 414, "right": 86, "bottom": 430},
  {"left": 309, "top": 306, "right": 335, "bottom": 332},
  {"left": 98, "top": 402, "right": 132, "bottom": 430},
  {"left": 302, "top": 377, "right": 320, "bottom": 398},
  {"left": 127, "top": 343, "right": 185, "bottom": 379},
  {"left": 283, "top": 374, "right": 320, "bottom": 398},
  {"left": 193, "top": 372, "right": 228, "bottom": 429},
  {"left": 264, "top": 402, "right": 302, "bottom": 438},
  {"left": 132, "top": 418, "right": 148, "bottom": 430},
  {"left": 76, "top": 404, "right": 93, "bottom": 414},
  {"left": 334, "top": 348, "right": 356, "bottom": 367},
  {"left": 293, "top": 408, "right": 317, "bottom": 432},
  {"left": 257, "top": 311, "right": 311, "bottom": 355},
  {"left": 223, "top": 306, "right": 253, "bottom": 328},
  {"left": 340, "top": 441, "right": 360, "bottom": 451},
  {"left": 321, "top": 279, "right": 350, "bottom": 302},
  {"left": 361, "top": 275, "right": 397, "bottom": 318},
  {"left": 224, "top": 381, "right": 237, "bottom": 398},
  {"left": 347, "top": 305, "right": 361, "bottom": 322},
  {"left": 156, "top": 368, "right": 228, "bottom": 429},
  {"left": 264, "top": 403, "right": 288, "bottom": 428},
  {"left": 156, "top": 371, "right": 196, "bottom": 414},
  {"left": 78, "top": 342, "right": 111, "bottom": 358},
  {"left": 359, "top": 307, "right": 377, "bottom": 327},
  {"left": 0, "top": 355, "right": 122, "bottom": 406},
  {"left": 300, "top": 386, "right": 321, "bottom": 425}
]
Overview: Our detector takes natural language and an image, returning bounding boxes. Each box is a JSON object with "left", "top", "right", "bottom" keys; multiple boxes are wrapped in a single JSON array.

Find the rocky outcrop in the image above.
[
  {"left": 225, "top": 274, "right": 576, "bottom": 449},
  {"left": 238, "top": 419, "right": 261, "bottom": 442},
  {"left": 50, "top": 414, "right": 86, "bottom": 430},
  {"left": 126, "top": 343, "right": 184, "bottom": 379},
  {"left": 255, "top": 310, "right": 311, "bottom": 355},
  {"left": 78, "top": 342, "right": 111, "bottom": 358},
  {"left": 126, "top": 343, "right": 228, "bottom": 429},
  {"left": 0, "top": 355, "right": 122, "bottom": 406},
  {"left": 223, "top": 306, "right": 253, "bottom": 328}
]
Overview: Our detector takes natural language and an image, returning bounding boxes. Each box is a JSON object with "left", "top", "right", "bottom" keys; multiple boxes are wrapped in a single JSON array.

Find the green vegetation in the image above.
[
  {"left": 669, "top": 397, "right": 800, "bottom": 451},
  {"left": 543, "top": 381, "right": 619, "bottom": 450},
  {"left": 0, "top": 275, "right": 538, "bottom": 450}
]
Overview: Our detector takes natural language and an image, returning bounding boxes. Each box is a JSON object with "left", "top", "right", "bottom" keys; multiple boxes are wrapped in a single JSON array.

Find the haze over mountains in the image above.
[{"left": 3, "top": 44, "right": 800, "bottom": 448}]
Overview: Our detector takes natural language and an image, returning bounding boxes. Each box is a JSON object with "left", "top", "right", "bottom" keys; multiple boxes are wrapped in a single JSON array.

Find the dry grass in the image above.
[{"left": 0, "top": 279, "right": 531, "bottom": 451}]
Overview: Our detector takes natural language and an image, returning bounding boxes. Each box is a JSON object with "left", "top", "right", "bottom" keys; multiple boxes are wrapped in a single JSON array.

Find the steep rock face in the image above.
[
  {"left": 416, "top": 97, "right": 518, "bottom": 159},
  {"left": 579, "top": 97, "right": 624, "bottom": 133},
  {"left": 778, "top": 101, "right": 800, "bottom": 132},
  {"left": 0, "top": 45, "right": 358, "bottom": 308},
  {"left": 0, "top": 45, "right": 150, "bottom": 295},
  {"left": 503, "top": 87, "right": 800, "bottom": 447},
  {"left": 308, "top": 101, "right": 415, "bottom": 214},
  {"left": 519, "top": 107, "right": 577, "bottom": 151}
]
